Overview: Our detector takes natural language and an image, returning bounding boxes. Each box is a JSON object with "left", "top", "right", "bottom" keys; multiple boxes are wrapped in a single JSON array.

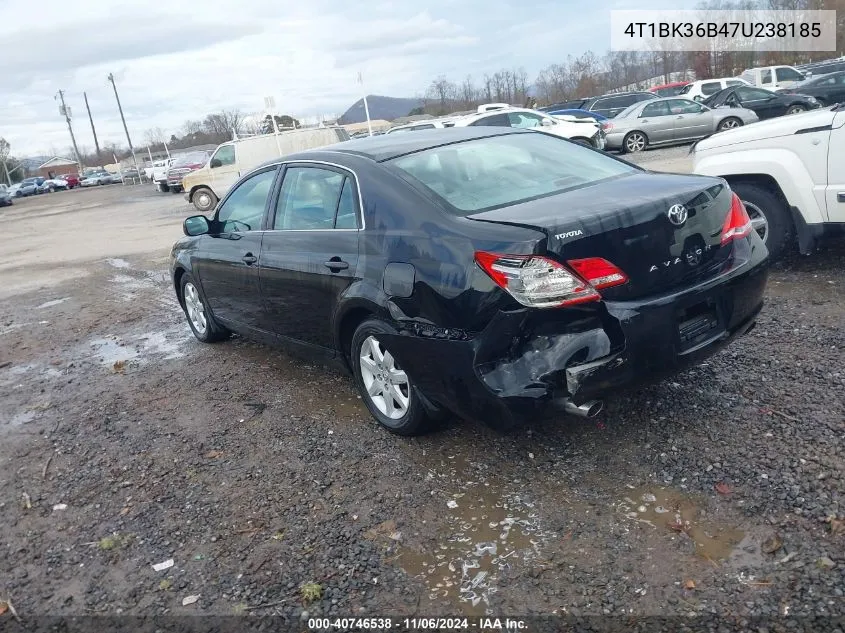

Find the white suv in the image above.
[{"left": 693, "top": 105, "right": 845, "bottom": 260}]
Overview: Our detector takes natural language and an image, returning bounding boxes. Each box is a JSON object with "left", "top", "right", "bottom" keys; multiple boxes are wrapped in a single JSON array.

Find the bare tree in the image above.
[
  {"left": 143, "top": 127, "right": 166, "bottom": 148},
  {"left": 460, "top": 75, "right": 477, "bottom": 109},
  {"left": 203, "top": 109, "right": 246, "bottom": 138},
  {"left": 426, "top": 75, "right": 458, "bottom": 114}
]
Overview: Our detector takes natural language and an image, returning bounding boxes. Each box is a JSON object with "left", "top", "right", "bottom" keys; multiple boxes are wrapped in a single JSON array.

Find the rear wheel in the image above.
[
  {"left": 192, "top": 187, "right": 217, "bottom": 213},
  {"left": 157, "top": 182, "right": 169, "bottom": 193},
  {"left": 730, "top": 182, "right": 792, "bottom": 261},
  {"left": 717, "top": 117, "right": 742, "bottom": 131},
  {"left": 180, "top": 274, "right": 229, "bottom": 343},
  {"left": 786, "top": 104, "right": 806, "bottom": 115},
  {"left": 622, "top": 131, "right": 647, "bottom": 153},
  {"left": 351, "top": 319, "right": 434, "bottom": 436},
  {"left": 571, "top": 137, "right": 592, "bottom": 147}
]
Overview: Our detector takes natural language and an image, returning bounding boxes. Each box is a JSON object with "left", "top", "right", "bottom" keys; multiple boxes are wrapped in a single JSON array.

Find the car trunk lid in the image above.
[{"left": 466, "top": 172, "right": 734, "bottom": 300}]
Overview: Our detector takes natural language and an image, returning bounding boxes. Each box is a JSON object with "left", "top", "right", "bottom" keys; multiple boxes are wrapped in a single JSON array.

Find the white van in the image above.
[
  {"left": 182, "top": 127, "right": 350, "bottom": 212},
  {"left": 679, "top": 77, "right": 750, "bottom": 101},
  {"left": 740, "top": 66, "right": 806, "bottom": 90}
]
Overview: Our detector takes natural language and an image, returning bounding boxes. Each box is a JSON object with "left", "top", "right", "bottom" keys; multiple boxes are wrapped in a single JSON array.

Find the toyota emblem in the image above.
[{"left": 667, "top": 204, "right": 688, "bottom": 226}]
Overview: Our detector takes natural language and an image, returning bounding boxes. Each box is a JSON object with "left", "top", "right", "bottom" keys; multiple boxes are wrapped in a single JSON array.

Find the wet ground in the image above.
[{"left": 0, "top": 183, "right": 843, "bottom": 626}]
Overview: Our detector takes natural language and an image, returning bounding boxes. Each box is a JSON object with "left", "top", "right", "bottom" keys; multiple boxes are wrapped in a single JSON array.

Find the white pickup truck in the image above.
[
  {"left": 693, "top": 105, "right": 845, "bottom": 260},
  {"left": 151, "top": 158, "right": 175, "bottom": 192}
]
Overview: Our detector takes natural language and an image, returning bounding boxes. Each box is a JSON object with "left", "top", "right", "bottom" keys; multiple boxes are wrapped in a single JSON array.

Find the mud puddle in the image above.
[
  {"left": 36, "top": 297, "right": 70, "bottom": 309},
  {"left": 616, "top": 486, "right": 743, "bottom": 561},
  {"left": 87, "top": 327, "right": 187, "bottom": 367},
  {"left": 395, "top": 456, "right": 546, "bottom": 614}
]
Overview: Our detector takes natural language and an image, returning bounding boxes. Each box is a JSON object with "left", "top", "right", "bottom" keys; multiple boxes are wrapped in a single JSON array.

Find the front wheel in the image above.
[
  {"left": 622, "top": 131, "right": 647, "bottom": 153},
  {"left": 717, "top": 117, "right": 742, "bottom": 131},
  {"left": 192, "top": 187, "right": 217, "bottom": 213},
  {"left": 180, "top": 274, "right": 229, "bottom": 343},
  {"left": 730, "top": 182, "right": 793, "bottom": 261},
  {"left": 786, "top": 105, "right": 806, "bottom": 115},
  {"left": 351, "top": 319, "right": 434, "bottom": 436}
]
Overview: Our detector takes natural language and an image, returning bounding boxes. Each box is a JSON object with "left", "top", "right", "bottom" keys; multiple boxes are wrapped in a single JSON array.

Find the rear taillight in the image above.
[
  {"left": 567, "top": 258, "right": 629, "bottom": 289},
  {"left": 721, "top": 193, "right": 753, "bottom": 245},
  {"left": 474, "top": 252, "right": 627, "bottom": 308},
  {"left": 601, "top": 121, "right": 613, "bottom": 132}
]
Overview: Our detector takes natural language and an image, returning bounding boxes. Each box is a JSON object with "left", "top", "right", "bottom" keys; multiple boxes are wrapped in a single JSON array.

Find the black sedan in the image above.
[
  {"left": 170, "top": 128, "right": 769, "bottom": 435},
  {"left": 778, "top": 70, "right": 845, "bottom": 106},
  {"left": 702, "top": 86, "right": 820, "bottom": 119}
]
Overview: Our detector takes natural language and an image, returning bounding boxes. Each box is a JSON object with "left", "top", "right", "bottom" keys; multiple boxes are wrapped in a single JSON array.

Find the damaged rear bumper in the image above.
[{"left": 381, "top": 252, "right": 768, "bottom": 427}]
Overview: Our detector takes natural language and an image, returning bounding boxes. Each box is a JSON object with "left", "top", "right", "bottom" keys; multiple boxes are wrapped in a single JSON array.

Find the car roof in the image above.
[{"left": 259, "top": 127, "right": 527, "bottom": 165}]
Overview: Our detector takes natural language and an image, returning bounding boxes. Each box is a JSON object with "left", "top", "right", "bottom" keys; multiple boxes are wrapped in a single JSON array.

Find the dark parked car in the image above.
[
  {"left": 540, "top": 93, "right": 657, "bottom": 119},
  {"left": 777, "top": 70, "right": 845, "bottom": 106},
  {"left": 702, "top": 86, "right": 821, "bottom": 119},
  {"left": 170, "top": 128, "right": 769, "bottom": 435}
]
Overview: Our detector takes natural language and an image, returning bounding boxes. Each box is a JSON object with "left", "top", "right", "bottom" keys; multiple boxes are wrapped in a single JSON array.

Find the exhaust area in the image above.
[{"left": 556, "top": 398, "right": 604, "bottom": 418}]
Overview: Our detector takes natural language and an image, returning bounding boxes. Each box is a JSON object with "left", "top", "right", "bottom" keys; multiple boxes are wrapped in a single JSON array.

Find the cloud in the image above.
[{"left": 0, "top": 0, "right": 702, "bottom": 156}]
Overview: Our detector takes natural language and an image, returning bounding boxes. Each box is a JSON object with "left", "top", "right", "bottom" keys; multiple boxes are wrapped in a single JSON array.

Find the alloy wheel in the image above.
[
  {"left": 720, "top": 119, "right": 740, "bottom": 130},
  {"left": 183, "top": 282, "right": 207, "bottom": 335},
  {"left": 743, "top": 201, "right": 769, "bottom": 244},
  {"left": 359, "top": 335, "right": 410, "bottom": 420},
  {"left": 626, "top": 133, "right": 646, "bottom": 152},
  {"left": 786, "top": 105, "right": 805, "bottom": 114}
]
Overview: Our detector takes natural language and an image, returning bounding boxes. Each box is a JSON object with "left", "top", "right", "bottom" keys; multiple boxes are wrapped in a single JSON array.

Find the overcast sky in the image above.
[{"left": 0, "top": 0, "right": 698, "bottom": 157}]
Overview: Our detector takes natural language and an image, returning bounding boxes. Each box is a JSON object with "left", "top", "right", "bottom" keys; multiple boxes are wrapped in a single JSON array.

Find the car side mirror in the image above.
[
  {"left": 210, "top": 158, "right": 222, "bottom": 168},
  {"left": 183, "top": 215, "right": 210, "bottom": 236},
  {"left": 541, "top": 119, "right": 554, "bottom": 126}
]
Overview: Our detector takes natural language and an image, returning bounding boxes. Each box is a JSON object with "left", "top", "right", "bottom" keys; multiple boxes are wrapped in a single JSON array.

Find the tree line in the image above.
[{"left": 413, "top": 0, "right": 844, "bottom": 116}]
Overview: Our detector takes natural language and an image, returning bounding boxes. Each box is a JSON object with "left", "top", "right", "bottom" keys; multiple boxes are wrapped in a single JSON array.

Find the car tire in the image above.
[
  {"left": 571, "top": 137, "right": 592, "bottom": 147},
  {"left": 786, "top": 105, "right": 806, "bottom": 114},
  {"left": 622, "top": 131, "right": 648, "bottom": 153},
  {"left": 179, "top": 274, "right": 229, "bottom": 343},
  {"left": 351, "top": 319, "right": 434, "bottom": 436},
  {"left": 193, "top": 187, "right": 217, "bottom": 213},
  {"left": 717, "top": 117, "right": 743, "bottom": 131},
  {"left": 730, "top": 182, "right": 793, "bottom": 262},
  {"left": 157, "top": 182, "right": 169, "bottom": 193}
]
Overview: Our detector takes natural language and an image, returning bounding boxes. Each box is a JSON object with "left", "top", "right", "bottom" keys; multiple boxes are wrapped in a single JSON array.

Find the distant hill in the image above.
[{"left": 339, "top": 95, "right": 423, "bottom": 124}]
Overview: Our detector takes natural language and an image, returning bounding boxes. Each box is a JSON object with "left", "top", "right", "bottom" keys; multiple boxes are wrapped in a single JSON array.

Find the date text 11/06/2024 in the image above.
[{"left": 307, "top": 617, "right": 528, "bottom": 630}]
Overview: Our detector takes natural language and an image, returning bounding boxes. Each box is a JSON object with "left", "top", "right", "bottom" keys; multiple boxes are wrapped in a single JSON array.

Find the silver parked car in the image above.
[{"left": 603, "top": 97, "right": 759, "bottom": 153}]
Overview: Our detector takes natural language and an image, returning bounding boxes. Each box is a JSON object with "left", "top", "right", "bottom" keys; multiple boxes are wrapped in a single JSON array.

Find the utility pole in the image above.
[
  {"left": 55, "top": 90, "right": 82, "bottom": 171},
  {"left": 84, "top": 92, "right": 102, "bottom": 160},
  {"left": 106, "top": 73, "right": 140, "bottom": 177}
]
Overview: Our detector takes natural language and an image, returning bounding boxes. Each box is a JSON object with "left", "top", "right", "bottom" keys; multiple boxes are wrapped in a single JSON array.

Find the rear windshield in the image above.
[{"left": 390, "top": 132, "right": 637, "bottom": 215}]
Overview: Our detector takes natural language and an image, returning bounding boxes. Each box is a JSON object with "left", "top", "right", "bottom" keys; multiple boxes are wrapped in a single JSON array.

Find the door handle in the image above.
[
  {"left": 837, "top": 192, "right": 845, "bottom": 203},
  {"left": 324, "top": 258, "right": 349, "bottom": 272},
  {"left": 242, "top": 253, "right": 258, "bottom": 265}
]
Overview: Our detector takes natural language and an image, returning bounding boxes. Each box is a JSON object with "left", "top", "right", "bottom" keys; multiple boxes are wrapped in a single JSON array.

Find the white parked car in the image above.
[
  {"left": 449, "top": 105, "right": 606, "bottom": 149},
  {"left": 692, "top": 105, "right": 845, "bottom": 260},
  {"left": 37, "top": 178, "right": 68, "bottom": 193},
  {"left": 740, "top": 65, "right": 807, "bottom": 91},
  {"left": 679, "top": 77, "right": 750, "bottom": 102}
]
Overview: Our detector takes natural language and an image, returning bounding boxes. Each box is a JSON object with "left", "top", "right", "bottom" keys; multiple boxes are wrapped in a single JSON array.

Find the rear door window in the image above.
[
  {"left": 469, "top": 113, "right": 511, "bottom": 127},
  {"left": 761, "top": 69, "right": 773, "bottom": 85},
  {"left": 274, "top": 167, "right": 346, "bottom": 230},
  {"left": 701, "top": 82, "right": 722, "bottom": 95},
  {"left": 776, "top": 67, "right": 804, "bottom": 82}
]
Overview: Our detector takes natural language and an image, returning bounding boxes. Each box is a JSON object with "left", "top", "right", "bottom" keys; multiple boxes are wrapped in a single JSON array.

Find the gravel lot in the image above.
[{"left": 1, "top": 170, "right": 843, "bottom": 629}]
